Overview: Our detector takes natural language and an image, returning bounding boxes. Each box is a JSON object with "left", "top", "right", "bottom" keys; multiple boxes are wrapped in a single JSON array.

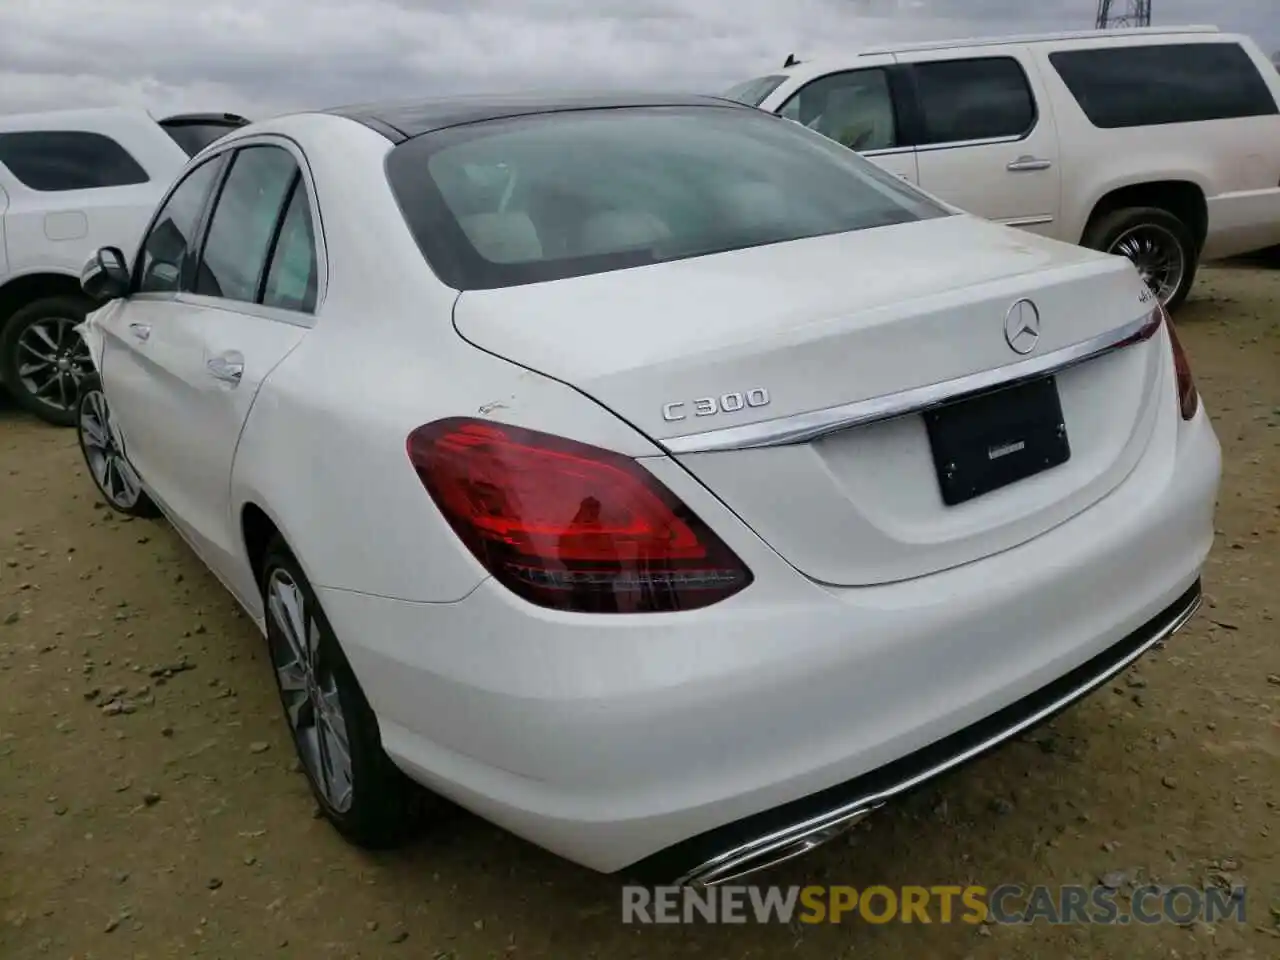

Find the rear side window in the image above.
[
  {"left": 1049, "top": 43, "right": 1279, "bottom": 128},
  {"left": 909, "top": 57, "right": 1037, "bottom": 145},
  {"left": 261, "top": 182, "right": 319, "bottom": 313},
  {"left": 386, "top": 106, "right": 951, "bottom": 291},
  {"left": 0, "top": 131, "right": 149, "bottom": 192}
]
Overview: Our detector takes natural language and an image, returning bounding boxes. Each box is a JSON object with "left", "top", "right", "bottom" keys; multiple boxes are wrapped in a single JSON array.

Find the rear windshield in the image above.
[
  {"left": 385, "top": 105, "right": 951, "bottom": 290},
  {"left": 161, "top": 122, "right": 243, "bottom": 157},
  {"left": 722, "top": 75, "right": 788, "bottom": 106}
]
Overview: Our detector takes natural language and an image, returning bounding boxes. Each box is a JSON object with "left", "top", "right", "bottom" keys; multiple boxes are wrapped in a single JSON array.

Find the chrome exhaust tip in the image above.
[{"left": 678, "top": 805, "right": 882, "bottom": 888}]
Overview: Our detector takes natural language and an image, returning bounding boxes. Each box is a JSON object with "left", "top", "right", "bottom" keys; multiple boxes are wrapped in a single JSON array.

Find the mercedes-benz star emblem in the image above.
[{"left": 1004, "top": 299, "right": 1041, "bottom": 355}]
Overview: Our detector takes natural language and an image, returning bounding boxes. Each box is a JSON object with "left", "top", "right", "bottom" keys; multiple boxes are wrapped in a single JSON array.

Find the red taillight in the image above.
[
  {"left": 1160, "top": 304, "right": 1199, "bottom": 420},
  {"left": 406, "top": 419, "right": 753, "bottom": 613}
]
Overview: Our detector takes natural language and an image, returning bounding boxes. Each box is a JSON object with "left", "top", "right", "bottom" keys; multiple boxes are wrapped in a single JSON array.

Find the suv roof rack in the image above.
[{"left": 857, "top": 24, "right": 1220, "bottom": 57}]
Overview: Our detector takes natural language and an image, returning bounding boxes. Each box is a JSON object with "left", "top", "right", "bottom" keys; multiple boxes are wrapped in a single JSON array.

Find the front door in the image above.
[
  {"left": 98, "top": 152, "right": 228, "bottom": 505},
  {"left": 99, "top": 141, "right": 318, "bottom": 592},
  {"left": 899, "top": 50, "right": 1062, "bottom": 236},
  {"left": 765, "top": 57, "right": 921, "bottom": 184}
]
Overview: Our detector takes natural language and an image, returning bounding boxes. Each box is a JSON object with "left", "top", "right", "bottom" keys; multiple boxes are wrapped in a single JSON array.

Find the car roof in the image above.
[
  {"left": 0, "top": 104, "right": 159, "bottom": 133},
  {"left": 323, "top": 92, "right": 753, "bottom": 142}
]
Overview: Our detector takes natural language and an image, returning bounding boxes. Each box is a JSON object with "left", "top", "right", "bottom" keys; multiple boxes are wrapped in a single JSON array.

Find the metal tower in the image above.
[{"left": 1096, "top": 0, "right": 1152, "bottom": 28}]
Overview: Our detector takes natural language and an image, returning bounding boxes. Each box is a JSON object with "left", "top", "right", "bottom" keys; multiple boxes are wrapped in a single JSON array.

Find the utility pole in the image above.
[{"left": 1096, "top": 0, "right": 1152, "bottom": 28}]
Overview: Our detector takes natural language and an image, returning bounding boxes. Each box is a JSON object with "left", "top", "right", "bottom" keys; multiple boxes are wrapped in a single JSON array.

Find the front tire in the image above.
[
  {"left": 1083, "top": 207, "right": 1198, "bottom": 313},
  {"left": 75, "top": 374, "right": 160, "bottom": 518},
  {"left": 260, "top": 537, "right": 423, "bottom": 849},
  {"left": 0, "top": 294, "right": 95, "bottom": 426}
]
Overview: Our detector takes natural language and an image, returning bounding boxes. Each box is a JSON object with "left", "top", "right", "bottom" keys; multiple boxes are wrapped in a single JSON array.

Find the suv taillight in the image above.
[
  {"left": 1160, "top": 304, "right": 1199, "bottom": 420},
  {"left": 407, "top": 419, "right": 752, "bottom": 613}
]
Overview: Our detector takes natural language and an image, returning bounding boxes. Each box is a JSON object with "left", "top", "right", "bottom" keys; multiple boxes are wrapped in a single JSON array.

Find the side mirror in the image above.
[{"left": 80, "top": 247, "right": 130, "bottom": 302}]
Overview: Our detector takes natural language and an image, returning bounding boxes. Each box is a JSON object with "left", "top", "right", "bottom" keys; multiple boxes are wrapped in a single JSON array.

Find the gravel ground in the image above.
[{"left": 1, "top": 264, "right": 1278, "bottom": 959}]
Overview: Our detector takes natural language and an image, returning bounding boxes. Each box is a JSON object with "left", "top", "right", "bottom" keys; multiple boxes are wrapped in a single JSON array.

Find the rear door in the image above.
[
  {"left": 765, "top": 56, "right": 920, "bottom": 183},
  {"left": 897, "top": 49, "right": 1062, "bottom": 236}
]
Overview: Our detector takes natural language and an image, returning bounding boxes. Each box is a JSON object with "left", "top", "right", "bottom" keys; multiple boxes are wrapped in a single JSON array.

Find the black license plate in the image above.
[{"left": 924, "top": 376, "right": 1071, "bottom": 507}]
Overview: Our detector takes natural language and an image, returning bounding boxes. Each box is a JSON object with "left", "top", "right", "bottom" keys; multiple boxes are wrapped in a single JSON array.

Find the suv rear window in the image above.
[
  {"left": 385, "top": 106, "right": 950, "bottom": 291},
  {"left": 1049, "top": 42, "right": 1279, "bottom": 128},
  {"left": 0, "top": 131, "right": 149, "bottom": 192},
  {"left": 161, "top": 121, "right": 244, "bottom": 157}
]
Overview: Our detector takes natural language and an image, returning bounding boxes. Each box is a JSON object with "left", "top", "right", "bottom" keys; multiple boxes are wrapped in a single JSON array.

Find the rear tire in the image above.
[
  {"left": 260, "top": 536, "right": 426, "bottom": 849},
  {"left": 75, "top": 373, "right": 160, "bottom": 518},
  {"left": 1083, "top": 206, "right": 1198, "bottom": 313},
  {"left": 0, "top": 294, "right": 95, "bottom": 426}
]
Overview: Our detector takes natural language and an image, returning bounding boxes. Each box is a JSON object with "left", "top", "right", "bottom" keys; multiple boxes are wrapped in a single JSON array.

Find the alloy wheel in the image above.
[
  {"left": 266, "top": 569, "right": 355, "bottom": 813},
  {"left": 16, "top": 317, "right": 92, "bottom": 414},
  {"left": 1109, "top": 224, "right": 1186, "bottom": 307},
  {"left": 78, "top": 388, "right": 144, "bottom": 509}
]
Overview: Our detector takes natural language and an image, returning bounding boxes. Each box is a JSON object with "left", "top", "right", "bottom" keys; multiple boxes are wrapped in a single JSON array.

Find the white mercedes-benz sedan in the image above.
[{"left": 73, "top": 93, "right": 1219, "bottom": 885}]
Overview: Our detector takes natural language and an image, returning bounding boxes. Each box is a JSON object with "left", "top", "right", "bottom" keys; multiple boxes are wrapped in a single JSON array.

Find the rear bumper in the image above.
[
  {"left": 317, "top": 403, "right": 1219, "bottom": 875},
  {"left": 631, "top": 580, "right": 1201, "bottom": 885}
]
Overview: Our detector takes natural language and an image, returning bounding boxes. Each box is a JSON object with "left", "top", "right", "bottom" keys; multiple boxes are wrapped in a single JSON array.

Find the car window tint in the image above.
[
  {"left": 162, "top": 122, "right": 242, "bottom": 157},
  {"left": 0, "top": 131, "right": 149, "bottom": 192},
  {"left": 261, "top": 182, "right": 318, "bottom": 313},
  {"left": 136, "top": 158, "right": 223, "bottom": 294},
  {"left": 778, "top": 69, "right": 899, "bottom": 152},
  {"left": 910, "top": 57, "right": 1036, "bottom": 145},
  {"left": 194, "top": 146, "right": 298, "bottom": 303},
  {"left": 387, "top": 106, "right": 950, "bottom": 291},
  {"left": 1049, "top": 42, "right": 1279, "bottom": 128}
]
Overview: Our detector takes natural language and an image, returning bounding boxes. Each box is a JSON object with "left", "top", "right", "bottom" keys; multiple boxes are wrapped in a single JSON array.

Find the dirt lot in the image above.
[{"left": 1, "top": 264, "right": 1278, "bottom": 960}]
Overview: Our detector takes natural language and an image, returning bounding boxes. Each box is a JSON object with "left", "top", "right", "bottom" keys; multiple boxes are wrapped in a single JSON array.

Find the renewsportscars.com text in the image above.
[{"left": 622, "top": 883, "right": 1247, "bottom": 926}]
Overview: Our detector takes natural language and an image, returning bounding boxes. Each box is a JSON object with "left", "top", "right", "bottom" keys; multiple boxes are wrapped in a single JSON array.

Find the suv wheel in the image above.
[
  {"left": 1084, "top": 207, "right": 1198, "bottom": 313},
  {"left": 0, "top": 294, "right": 95, "bottom": 426}
]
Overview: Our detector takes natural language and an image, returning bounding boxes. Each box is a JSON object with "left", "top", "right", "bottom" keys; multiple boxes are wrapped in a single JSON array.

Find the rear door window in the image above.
[
  {"left": 193, "top": 146, "right": 299, "bottom": 304},
  {"left": 908, "top": 57, "right": 1037, "bottom": 145},
  {"left": 1048, "top": 42, "right": 1279, "bottom": 128}
]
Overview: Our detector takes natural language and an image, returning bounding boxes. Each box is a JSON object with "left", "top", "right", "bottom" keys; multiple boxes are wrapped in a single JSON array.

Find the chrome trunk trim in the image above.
[{"left": 661, "top": 310, "right": 1161, "bottom": 455}]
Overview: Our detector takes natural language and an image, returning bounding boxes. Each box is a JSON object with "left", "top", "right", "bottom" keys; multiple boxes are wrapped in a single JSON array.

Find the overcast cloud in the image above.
[{"left": 0, "top": 0, "right": 1274, "bottom": 118}]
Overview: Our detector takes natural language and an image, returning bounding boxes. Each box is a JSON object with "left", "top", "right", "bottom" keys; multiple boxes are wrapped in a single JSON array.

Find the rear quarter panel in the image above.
[
  {"left": 226, "top": 115, "right": 665, "bottom": 614},
  {"left": 1031, "top": 34, "right": 1280, "bottom": 255}
]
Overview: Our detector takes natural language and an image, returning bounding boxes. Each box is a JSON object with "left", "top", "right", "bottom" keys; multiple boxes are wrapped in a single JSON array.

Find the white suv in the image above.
[
  {"left": 726, "top": 25, "right": 1280, "bottom": 311},
  {"left": 0, "top": 107, "right": 248, "bottom": 424}
]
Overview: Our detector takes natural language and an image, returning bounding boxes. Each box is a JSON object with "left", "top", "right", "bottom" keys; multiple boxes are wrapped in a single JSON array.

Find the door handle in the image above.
[
  {"left": 1007, "top": 156, "right": 1053, "bottom": 172},
  {"left": 129, "top": 323, "right": 151, "bottom": 342},
  {"left": 206, "top": 351, "right": 244, "bottom": 385}
]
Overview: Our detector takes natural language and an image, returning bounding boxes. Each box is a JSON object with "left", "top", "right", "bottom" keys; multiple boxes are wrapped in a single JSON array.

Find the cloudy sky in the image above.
[{"left": 0, "top": 0, "right": 1275, "bottom": 118}]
